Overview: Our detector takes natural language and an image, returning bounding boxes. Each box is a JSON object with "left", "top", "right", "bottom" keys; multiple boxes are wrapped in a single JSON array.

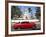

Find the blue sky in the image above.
[{"left": 18, "top": 6, "right": 36, "bottom": 16}]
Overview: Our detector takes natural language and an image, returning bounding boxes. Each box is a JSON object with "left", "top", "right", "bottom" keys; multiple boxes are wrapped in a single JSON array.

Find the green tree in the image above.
[
  {"left": 35, "top": 7, "right": 41, "bottom": 19},
  {"left": 11, "top": 6, "right": 22, "bottom": 19}
]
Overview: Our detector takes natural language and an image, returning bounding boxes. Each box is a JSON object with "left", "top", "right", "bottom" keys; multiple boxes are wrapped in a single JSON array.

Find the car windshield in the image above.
[{"left": 21, "top": 22, "right": 29, "bottom": 23}]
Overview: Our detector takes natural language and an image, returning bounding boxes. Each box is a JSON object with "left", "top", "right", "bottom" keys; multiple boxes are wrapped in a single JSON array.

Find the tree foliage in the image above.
[
  {"left": 28, "top": 8, "right": 32, "bottom": 13},
  {"left": 35, "top": 7, "right": 41, "bottom": 19},
  {"left": 11, "top": 6, "right": 22, "bottom": 19}
]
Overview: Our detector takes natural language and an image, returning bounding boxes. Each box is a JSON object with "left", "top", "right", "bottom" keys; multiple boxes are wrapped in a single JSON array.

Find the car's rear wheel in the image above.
[
  {"left": 17, "top": 27, "right": 22, "bottom": 30},
  {"left": 32, "top": 24, "right": 36, "bottom": 30}
]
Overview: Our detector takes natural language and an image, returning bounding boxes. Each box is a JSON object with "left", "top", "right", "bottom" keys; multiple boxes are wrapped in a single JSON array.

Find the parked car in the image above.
[{"left": 13, "top": 21, "right": 36, "bottom": 30}]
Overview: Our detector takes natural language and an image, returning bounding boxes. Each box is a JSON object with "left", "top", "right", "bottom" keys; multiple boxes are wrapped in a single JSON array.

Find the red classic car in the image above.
[{"left": 13, "top": 21, "right": 36, "bottom": 29}]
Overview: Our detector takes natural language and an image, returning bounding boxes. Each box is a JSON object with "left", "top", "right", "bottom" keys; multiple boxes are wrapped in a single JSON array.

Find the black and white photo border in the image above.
[{"left": 7, "top": 2, "right": 45, "bottom": 35}]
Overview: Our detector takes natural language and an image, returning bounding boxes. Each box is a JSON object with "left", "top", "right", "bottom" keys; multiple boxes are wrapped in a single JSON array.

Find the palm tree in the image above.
[
  {"left": 28, "top": 8, "right": 32, "bottom": 13},
  {"left": 28, "top": 8, "right": 33, "bottom": 19}
]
